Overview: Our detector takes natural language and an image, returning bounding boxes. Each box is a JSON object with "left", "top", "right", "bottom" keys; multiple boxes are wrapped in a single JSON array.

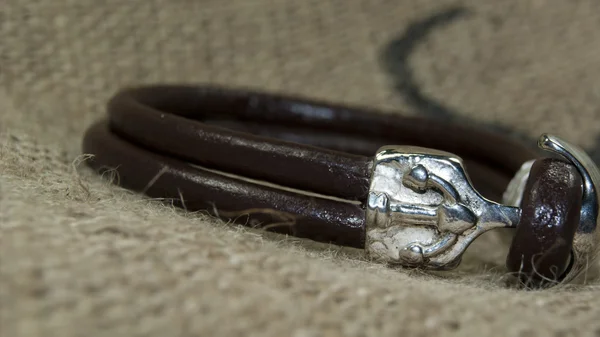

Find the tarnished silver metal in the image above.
[
  {"left": 365, "top": 145, "right": 522, "bottom": 270},
  {"left": 495, "top": 159, "right": 535, "bottom": 256},
  {"left": 535, "top": 134, "right": 600, "bottom": 283},
  {"left": 502, "top": 159, "right": 535, "bottom": 208}
]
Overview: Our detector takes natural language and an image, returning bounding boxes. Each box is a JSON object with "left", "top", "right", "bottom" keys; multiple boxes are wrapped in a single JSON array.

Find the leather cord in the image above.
[
  {"left": 84, "top": 121, "right": 367, "bottom": 247},
  {"left": 506, "top": 158, "right": 582, "bottom": 286},
  {"left": 82, "top": 84, "right": 541, "bottom": 249}
]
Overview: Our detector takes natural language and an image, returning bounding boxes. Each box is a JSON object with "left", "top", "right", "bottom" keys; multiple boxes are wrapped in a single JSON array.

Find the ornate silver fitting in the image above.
[
  {"left": 365, "top": 134, "right": 600, "bottom": 281},
  {"left": 366, "top": 145, "right": 521, "bottom": 270}
]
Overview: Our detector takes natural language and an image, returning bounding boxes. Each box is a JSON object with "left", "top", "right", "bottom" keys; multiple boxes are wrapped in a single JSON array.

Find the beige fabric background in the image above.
[{"left": 3, "top": 0, "right": 600, "bottom": 336}]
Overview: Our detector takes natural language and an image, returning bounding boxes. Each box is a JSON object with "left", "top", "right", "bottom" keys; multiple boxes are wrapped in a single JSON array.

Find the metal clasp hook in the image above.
[
  {"left": 503, "top": 134, "right": 600, "bottom": 283},
  {"left": 534, "top": 134, "right": 600, "bottom": 283}
]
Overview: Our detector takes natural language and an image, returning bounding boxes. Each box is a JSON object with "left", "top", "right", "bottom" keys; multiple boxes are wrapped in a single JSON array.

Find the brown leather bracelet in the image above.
[{"left": 82, "top": 84, "right": 600, "bottom": 287}]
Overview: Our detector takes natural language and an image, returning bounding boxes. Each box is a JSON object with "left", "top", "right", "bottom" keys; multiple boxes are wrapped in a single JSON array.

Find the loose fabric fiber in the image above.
[{"left": 2, "top": 0, "right": 600, "bottom": 336}]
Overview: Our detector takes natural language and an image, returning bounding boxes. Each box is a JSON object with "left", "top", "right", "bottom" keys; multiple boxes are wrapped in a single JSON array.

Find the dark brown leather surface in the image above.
[
  {"left": 83, "top": 121, "right": 367, "bottom": 247},
  {"left": 82, "top": 84, "right": 540, "bottom": 248},
  {"left": 106, "top": 85, "right": 538, "bottom": 201},
  {"left": 506, "top": 158, "right": 582, "bottom": 287}
]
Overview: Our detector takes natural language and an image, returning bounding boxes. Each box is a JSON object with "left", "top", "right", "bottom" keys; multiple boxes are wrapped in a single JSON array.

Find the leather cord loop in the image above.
[
  {"left": 83, "top": 84, "right": 540, "bottom": 249},
  {"left": 84, "top": 121, "right": 367, "bottom": 247},
  {"left": 506, "top": 158, "right": 583, "bottom": 287}
]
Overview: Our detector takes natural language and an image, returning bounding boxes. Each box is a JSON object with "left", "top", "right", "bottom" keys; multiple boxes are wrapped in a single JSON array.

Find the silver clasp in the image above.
[
  {"left": 366, "top": 135, "right": 600, "bottom": 284},
  {"left": 366, "top": 146, "right": 521, "bottom": 270}
]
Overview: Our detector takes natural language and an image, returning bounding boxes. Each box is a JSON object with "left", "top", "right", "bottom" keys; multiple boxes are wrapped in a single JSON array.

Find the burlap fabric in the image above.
[{"left": 3, "top": 0, "right": 600, "bottom": 336}]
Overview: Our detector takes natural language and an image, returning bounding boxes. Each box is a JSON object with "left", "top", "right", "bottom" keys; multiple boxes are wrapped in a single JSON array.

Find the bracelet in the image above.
[{"left": 82, "top": 84, "right": 599, "bottom": 288}]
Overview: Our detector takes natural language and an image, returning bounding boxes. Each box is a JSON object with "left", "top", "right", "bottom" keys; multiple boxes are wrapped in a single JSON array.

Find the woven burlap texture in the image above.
[{"left": 3, "top": 0, "right": 600, "bottom": 336}]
